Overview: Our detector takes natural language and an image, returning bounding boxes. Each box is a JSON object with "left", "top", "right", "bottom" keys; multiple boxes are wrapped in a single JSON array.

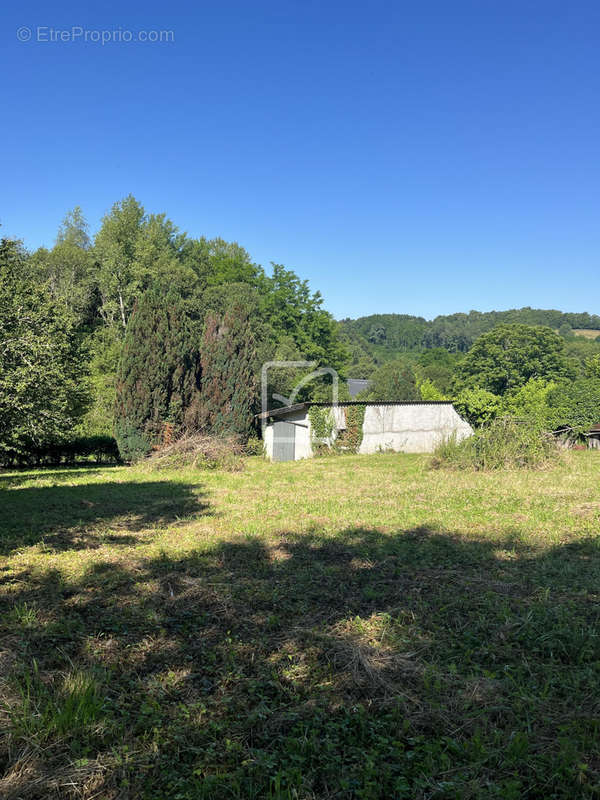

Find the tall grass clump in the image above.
[{"left": 431, "top": 415, "right": 561, "bottom": 470}]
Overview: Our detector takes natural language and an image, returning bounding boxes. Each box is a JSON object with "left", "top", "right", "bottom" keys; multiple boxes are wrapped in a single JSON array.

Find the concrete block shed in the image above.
[{"left": 257, "top": 402, "right": 473, "bottom": 462}]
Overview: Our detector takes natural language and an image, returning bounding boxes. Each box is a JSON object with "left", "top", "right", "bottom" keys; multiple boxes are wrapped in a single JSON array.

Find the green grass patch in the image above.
[{"left": 1, "top": 453, "right": 600, "bottom": 797}]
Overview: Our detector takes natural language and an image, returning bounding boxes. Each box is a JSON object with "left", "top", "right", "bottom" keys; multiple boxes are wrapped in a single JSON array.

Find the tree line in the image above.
[
  {"left": 1, "top": 197, "right": 600, "bottom": 465},
  {"left": 0, "top": 197, "right": 346, "bottom": 464}
]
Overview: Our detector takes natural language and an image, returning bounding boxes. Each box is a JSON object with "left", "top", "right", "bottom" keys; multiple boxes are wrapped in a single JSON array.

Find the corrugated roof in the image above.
[{"left": 255, "top": 400, "right": 455, "bottom": 421}]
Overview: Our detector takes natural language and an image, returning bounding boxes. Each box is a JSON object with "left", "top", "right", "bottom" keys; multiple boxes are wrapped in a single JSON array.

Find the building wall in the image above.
[
  {"left": 359, "top": 403, "right": 472, "bottom": 454},
  {"left": 263, "top": 409, "right": 312, "bottom": 460},
  {"left": 264, "top": 403, "right": 473, "bottom": 460}
]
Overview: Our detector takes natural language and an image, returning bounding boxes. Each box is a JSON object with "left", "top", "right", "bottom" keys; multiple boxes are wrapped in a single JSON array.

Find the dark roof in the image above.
[
  {"left": 255, "top": 400, "right": 454, "bottom": 421},
  {"left": 347, "top": 378, "right": 371, "bottom": 398},
  {"left": 588, "top": 423, "right": 600, "bottom": 433}
]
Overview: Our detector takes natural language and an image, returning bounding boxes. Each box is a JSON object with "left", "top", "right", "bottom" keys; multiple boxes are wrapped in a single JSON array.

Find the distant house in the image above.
[
  {"left": 257, "top": 401, "right": 473, "bottom": 462},
  {"left": 347, "top": 378, "right": 371, "bottom": 398}
]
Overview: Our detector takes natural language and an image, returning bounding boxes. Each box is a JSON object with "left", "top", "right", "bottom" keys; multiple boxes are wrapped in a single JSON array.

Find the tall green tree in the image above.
[
  {"left": 260, "top": 264, "right": 348, "bottom": 372},
  {"left": 186, "top": 304, "right": 257, "bottom": 437},
  {"left": 455, "top": 324, "right": 576, "bottom": 395},
  {"left": 94, "top": 195, "right": 146, "bottom": 329},
  {"left": 366, "top": 360, "right": 419, "bottom": 402},
  {"left": 0, "top": 239, "right": 89, "bottom": 462},
  {"left": 30, "top": 207, "right": 96, "bottom": 326},
  {"left": 114, "top": 287, "right": 201, "bottom": 460},
  {"left": 180, "top": 237, "right": 261, "bottom": 290}
]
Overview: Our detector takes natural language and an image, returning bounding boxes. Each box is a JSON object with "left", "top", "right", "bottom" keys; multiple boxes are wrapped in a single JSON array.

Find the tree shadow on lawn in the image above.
[
  {"left": 0, "top": 478, "right": 211, "bottom": 555},
  {"left": 2, "top": 524, "right": 600, "bottom": 798},
  {"left": 0, "top": 468, "right": 113, "bottom": 489}
]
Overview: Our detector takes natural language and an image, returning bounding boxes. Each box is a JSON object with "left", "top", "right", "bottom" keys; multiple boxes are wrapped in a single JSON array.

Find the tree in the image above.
[
  {"left": 585, "top": 354, "right": 600, "bottom": 378},
  {"left": 180, "top": 236, "right": 261, "bottom": 290},
  {"left": 30, "top": 207, "right": 96, "bottom": 326},
  {"left": 453, "top": 388, "right": 502, "bottom": 427},
  {"left": 260, "top": 264, "right": 347, "bottom": 372},
  {"left": 455, "top": 324, "right": 576, "bottom": 395},
  {"left": 501, "top": 378, "right": 556, "bottom": 430},
  {"left": 57, "top": 206, "right": 91, "bottom": 249},
  {"left": 186, "top": 304, "right": 257, "bottom": 437},
  {"left": 94, "top": 195, "right": 146, "bottom": 329},
  {"left": 366, "top": 360, "right": 419, "bottom": 402},
  {"left": 0, "top": 239, "right": 89, "bottom": 462},
  {"left": 546, "top": 379, "right": 600, "bottom": 435},
  {"left": 114, "top": 288, "right": 201, "bottom": 460}
]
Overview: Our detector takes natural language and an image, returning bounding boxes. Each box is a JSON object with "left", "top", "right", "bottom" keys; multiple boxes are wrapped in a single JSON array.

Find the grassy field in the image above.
[
  {"left": 573, "top": 329, "right": 600, "bottom": 340},
  {"left": 1, "top": 453, "right": 600, "bottom": 798}
]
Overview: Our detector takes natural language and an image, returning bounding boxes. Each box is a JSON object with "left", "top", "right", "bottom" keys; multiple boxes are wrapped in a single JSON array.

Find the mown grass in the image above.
[{"left": 1, "top": 453, "right": 600, "bottom": 798}]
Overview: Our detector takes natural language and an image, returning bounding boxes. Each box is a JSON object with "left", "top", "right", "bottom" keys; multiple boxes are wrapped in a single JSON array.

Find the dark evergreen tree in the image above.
[
  {"left": 186, "top": 304, "right": 257, "bottom": 437},
  {"left": 114, "top": 287, "right": 201, "bottom": 460}
]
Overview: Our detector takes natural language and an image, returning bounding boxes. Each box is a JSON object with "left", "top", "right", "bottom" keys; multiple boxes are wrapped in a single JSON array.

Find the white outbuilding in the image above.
[{"left": 257, "top": 401, "right": 473, "bottom": 462}]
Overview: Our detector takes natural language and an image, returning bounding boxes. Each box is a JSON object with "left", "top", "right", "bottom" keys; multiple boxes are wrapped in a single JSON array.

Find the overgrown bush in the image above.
[
  {"left": 244, "top": 434, "right": 264, "bottom": 456},
  {"left": 431, "top": 416, "right": 561, "bottom": 471},
  {"left": 143, "top": 433, "right": 245, "bottom": 471}
]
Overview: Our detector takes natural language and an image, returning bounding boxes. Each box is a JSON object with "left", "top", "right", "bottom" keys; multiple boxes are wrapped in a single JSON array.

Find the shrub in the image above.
[
  {"left": 0, "top": 436, "right": 121, "bottom": 467},
  {"left": 244, "top": 434, "right": 264, "bottom": 456},
  {"left": 114, "top": 425, "right": 153, "bottom": 464},
  {"left": 431, "top": 416, "right": 561, "bottom": 471},
  {"left": 454, "top": 387, "right": 502, "bottom": 427},
  {"left": 143, "top": 433, "right": 245, "bottom": 472}
]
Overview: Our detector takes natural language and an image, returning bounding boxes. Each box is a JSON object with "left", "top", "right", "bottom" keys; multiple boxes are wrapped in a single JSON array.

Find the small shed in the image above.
[
  {"left": 256, "top": 401, "right": 473, "bottom": 462},
  {"left": 586, "top": 423, "right": 600, "bottom": 449}
]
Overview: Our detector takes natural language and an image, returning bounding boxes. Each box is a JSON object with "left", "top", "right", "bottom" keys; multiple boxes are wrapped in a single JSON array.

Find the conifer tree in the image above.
[
  {"left": 187, "top": 304, "right": 256, "bottom": 437},
  {"left": 114, "top": 287, "right": 200, "bottom": 460}
]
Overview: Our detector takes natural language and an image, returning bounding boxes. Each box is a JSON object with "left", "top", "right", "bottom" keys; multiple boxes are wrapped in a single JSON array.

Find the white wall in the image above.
[
  {"left": 359, "top": 403, "right": 472, "bottom": 454},
  {"left": 263, "top": 409, "right": 312, "bottom": 460},
  {"left": 264, "top": 403, "right": 472, "bottom": 459}
]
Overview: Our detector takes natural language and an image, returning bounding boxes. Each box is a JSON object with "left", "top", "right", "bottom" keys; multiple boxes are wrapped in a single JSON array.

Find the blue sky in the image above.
[{"left": 2, "top": 1, "right": 599, "bottom": 320}]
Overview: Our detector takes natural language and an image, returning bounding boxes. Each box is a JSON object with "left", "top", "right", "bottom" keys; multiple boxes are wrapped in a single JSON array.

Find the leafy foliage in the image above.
[
  {"left": 453, "top": 388, "right": 502, "bottom": 426},
  {"left": 454, "top": 324, "right": 576, "bottom": 395},
  {"left": 0, "top": 238, "right": 89, "bottom": 464},
  {"left": 8, "top": 195, "right": 600, "bottom": 456},
  {"left": 366, "top": 360, "right": 419, "bottom": 402},
  {"left": 546, "top": 378, "right": 600, "bottom": 435},
  {"left": 501, "top": 378, "right": 556, "bottom": 430},
  {"left": 432, "top": 416, "right": 561, "bottom": 470},
  {"left": 341, "top": 307, "right": 600, "bottom": 358}
]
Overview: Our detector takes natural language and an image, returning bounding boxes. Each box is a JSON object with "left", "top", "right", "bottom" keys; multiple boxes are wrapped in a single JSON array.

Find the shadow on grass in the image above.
[
  {"left": 0, "top": 476, "right": 211, "bottom": 555},
  {"left": 0, "top": 467, "right": 115, "bottom": 489},
  {"left": 2, "top": 524, "right": 600, "bottom": 798}
]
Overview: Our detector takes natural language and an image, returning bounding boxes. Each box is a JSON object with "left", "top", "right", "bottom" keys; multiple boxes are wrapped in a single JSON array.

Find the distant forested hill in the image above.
[{"left": 339, "top": 308, "right": 600, "bottom": 377}]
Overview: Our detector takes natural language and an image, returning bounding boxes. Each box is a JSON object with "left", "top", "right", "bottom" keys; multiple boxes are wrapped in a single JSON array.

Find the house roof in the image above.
[
  {"left": 347, "top": 378, "right": 371, "bottom": 398},
  {"left": 255, "top": 400, "right": 455, "bottom": 421}
]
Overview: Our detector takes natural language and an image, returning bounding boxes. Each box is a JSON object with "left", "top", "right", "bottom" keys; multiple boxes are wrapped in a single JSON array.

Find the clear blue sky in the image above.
[{"left": 2, "top": 0, "right": 599, "bottom": 320}]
